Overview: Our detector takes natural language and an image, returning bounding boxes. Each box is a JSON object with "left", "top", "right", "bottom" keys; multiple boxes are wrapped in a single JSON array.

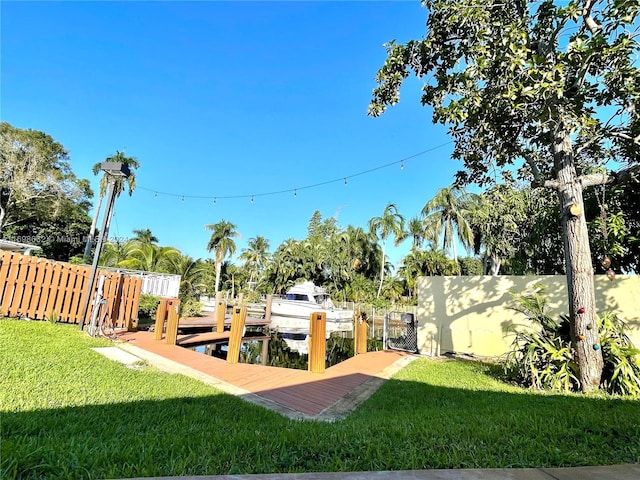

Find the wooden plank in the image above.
[
  {"left": 53, "top": 263, "right": 71, "bottom": 321},
  {"left": 35, "top": 258, "right": 55, "bottom": 319},
  {"left": 18, "top": 255, "right": 39, "bottom": 317},
  {"left": 8, "top": 254, "right": 31, "bottom": 317},
  {"left": 28, "top": 257, "right": 48, "bottom": 319},
  {"left": 43, "top": 262, "right": 63, "bottom": 318},
  {"left": 69, "top": 265, "right": 88, "bottom": 324},
  {"left": 176, "top": 331, "right": 231, "bottom": 347},
  {"left": 0, "top": 251, "right": 15, "bottom": 312},
  {"left": 126, "top": 276, "right": 143, "bottom": 330}
]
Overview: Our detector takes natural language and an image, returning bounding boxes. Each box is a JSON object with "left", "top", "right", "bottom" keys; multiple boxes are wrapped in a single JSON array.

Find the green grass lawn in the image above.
[{"left": 2, "top": 318, "right": 639, "bottom": 480}]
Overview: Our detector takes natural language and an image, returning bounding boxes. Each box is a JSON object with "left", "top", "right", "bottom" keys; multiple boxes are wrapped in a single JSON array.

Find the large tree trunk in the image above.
[{"left": 554, "top": 126, "right": 604, "bottom": 392}]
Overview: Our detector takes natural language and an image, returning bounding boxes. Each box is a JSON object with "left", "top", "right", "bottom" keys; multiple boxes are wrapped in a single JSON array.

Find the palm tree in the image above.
[
  {"left": 205, "top": 220, "right": 240, "bottom": 294},
  {"left": 117, "top": 243, "right": 180, "bottom": 272},
  {"left": 368, "top": 203, "right": 405, "bottom": 298},
  {"left": 406, "top": 216, "right": 427, "bottom": 250},
  {"left": 83, "top": 151, "right": 140, "bottom": 260},
  {"left": 238, "top": 236, "right": 270, "bottom": 286},
  {"left": 132, "top": 228, "right": 158, "bottom": 245},
  {"left": 165, "top": 254, "right": 206, "bottom": 300},
  {"left": 422, "top": 186, "right": 474, "bottom": 262}
]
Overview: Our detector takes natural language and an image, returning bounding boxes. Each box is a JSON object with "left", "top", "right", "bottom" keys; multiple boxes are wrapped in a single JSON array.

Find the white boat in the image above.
[{"left": 269, "top": 281, "right": 354, "bottom": 339}]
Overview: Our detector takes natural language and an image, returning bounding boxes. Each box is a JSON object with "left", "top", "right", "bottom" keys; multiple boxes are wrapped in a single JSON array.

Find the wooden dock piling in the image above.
[
  {"left": 164, "top": 299, "right": 181, "bottom": 345},
  {"left": 309, "top": 312, "right": 326, "bottom": 373},
  {"left": 226, "top": 306, "right": 247, "bottom": 364},
  {"left": 355, "top": 313, "right": 368, "bottom": 355},
  {"left": 154, "top": 298, "right": 168, "bottom": 340}
]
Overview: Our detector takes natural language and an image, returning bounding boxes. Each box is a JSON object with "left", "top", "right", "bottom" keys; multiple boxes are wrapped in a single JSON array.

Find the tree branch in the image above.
[
  {"left": 582, "top": 0, "right": 602, "bottom": 35},
  {"left": 580, "top": 172, "right": 612, "bottom": 188},
  {"left": 610, "top": 131, "right": 640, "bottom": 145}
]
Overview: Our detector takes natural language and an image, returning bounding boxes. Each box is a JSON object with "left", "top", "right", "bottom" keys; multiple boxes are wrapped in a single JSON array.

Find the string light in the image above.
[{"left": 136, "top": 142, "right": 452, "bottom": 203}]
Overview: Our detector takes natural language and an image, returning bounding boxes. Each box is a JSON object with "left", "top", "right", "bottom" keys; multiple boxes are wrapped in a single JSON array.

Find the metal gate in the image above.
[{"left": 385, "top": 311, "right": 418, "bottom": 353}]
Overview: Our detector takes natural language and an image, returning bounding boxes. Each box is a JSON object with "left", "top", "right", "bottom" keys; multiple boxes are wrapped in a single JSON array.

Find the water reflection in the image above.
[{"left": 191, "top": 331, "right": 367, "bottom": 370}]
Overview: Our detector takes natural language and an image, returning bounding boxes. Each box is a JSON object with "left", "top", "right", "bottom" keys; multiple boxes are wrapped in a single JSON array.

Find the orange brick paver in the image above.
[{"left": 118, "top": 330, "right": 411, "bottom": 417}]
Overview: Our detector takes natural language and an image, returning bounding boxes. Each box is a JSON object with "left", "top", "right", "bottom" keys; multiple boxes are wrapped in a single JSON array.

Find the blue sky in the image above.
[{"left": 1, "top": 1, "right": 460, "bottom": 268}]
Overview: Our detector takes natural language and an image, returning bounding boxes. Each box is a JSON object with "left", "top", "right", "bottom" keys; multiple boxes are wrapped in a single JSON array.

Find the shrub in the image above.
[
  {"left": 180, "top": 298, "right": 203, "bottom": 318},
  {"left": 503, "top": 284, "right": 640, "bottom": 397},
  {"left": 138, "top": 294, "right": 161, "bottom": 321}
]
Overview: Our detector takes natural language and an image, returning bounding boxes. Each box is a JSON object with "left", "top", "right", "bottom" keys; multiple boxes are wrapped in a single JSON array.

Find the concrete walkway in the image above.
[{"left": 122, "top": 464, "right": 640, "bottom": 480}]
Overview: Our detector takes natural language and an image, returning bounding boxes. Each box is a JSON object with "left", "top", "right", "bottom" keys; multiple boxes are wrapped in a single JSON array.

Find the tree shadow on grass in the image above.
[{"left": 3, "top": 364, "right": 639, "bottom": 480}]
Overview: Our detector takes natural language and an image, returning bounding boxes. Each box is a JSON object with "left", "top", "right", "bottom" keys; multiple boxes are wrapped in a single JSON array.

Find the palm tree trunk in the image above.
[
  {"left": 214, "top": 261, "right": 222, "bottom": 294},
  {"left": 376, "top": 244, "right": 386, "bottom": 298},
  {"left": 83, "top": 192, "right": 104, "bottom": 260}
]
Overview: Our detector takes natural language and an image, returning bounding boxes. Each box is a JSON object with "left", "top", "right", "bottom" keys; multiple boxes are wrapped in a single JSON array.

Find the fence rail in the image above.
[{"left": 0, "top": 251, "right": 142, "bottom": 329}]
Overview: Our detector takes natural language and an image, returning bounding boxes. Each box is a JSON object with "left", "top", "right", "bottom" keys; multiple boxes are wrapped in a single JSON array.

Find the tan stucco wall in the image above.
[{"left": 417, "top": 275, "right": 640, "bottom": 357}]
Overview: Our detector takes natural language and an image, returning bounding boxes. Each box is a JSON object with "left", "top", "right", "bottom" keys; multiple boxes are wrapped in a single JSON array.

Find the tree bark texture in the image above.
[{"left": 553, "top": 125, "right": 604, "bottom": 392}]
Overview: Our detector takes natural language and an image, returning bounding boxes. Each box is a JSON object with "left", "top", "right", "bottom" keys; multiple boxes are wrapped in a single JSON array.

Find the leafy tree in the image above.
[
  {"left": 422, "top": 186, "right": 475, "bottom": 263},
  {"left": 468, "top": 182, "right": 529, "bottom": 275},
  {"left": 83, "top": 151, "right": 140, "bottom": 260},
  {"left": 369, "top": 0, "right": 640, "bottom": 391},
  {"left": 369, "top": 203, "right": 405, "bottom": 298},
  {"left": 585, "top": 165, "right": 640, "bottom": 274},
  {"left": 0, "top": 123, "right": 91, "bottom": 240},
  {"left": 205, "top": 220, "right": 240, "bottom": 294}
]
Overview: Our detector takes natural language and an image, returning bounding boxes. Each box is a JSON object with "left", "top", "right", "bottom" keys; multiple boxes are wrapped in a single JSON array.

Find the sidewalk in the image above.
[{"left": 123, "top": 464, "right": 640, "bottom": 480}]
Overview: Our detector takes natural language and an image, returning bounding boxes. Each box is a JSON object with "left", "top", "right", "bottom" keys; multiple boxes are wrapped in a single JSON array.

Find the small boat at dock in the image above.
[{"left": 269, "top": 281, "right": 354, "bottom": 337}]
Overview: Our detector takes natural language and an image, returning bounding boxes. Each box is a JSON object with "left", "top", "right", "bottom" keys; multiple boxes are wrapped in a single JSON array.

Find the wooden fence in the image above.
[{"left": 0, "top": 251, "right": 142, "bottom": 330}]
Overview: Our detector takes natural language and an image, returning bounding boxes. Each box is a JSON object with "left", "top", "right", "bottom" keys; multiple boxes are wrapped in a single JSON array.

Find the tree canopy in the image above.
[{"left": 369, "top": 0, "right": 640, "bottom": 391}]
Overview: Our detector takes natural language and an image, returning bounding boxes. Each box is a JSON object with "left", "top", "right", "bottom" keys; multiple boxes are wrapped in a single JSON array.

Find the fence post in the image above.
[
  {"left": 309, "top": 312, "right": 326, "bottom": 373},
  {"left": 227, "top": 306, "right": 247, "bottom": 364},
  {"left": 165, "top": 299, "right": 180, "bottom": 345},
  {"left": 154, "top": 299, "right": 168, "bottom": 340}
]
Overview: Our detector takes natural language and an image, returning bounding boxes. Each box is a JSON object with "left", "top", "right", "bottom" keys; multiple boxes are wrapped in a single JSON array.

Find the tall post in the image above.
[
  {"left": 355, "top": 313, "right": 368, "bottom": 355},
  {"left": 79, "top": 178, "right": 116, "bottom": 330},
  {"left": 165, "top": 299, "right": 180, "bottom": 345},
  {"left": 309, "top": 312, "right": 326, "bottom": 373},
  {"left": 227, "top": 306, "right": 247, "bottom": 364},
  {"left": 154, "top": 298, "right": 168, "bottom": 340}
]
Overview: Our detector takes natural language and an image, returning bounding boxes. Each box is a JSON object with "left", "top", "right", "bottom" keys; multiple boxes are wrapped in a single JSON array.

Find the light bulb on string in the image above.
[
  {"left": 251, "top": 195, "right": 254, "bottom": 204},
  {"left": 400, "top": 160, "right": 404, "bottom": 170},
  {"left": 344, "top": 177, "right": 348, "bottom": 186},
  {"left": 154, "top": 192, "right": 158, "bottom": 198},
  {"left": 181, "top": 196, "right": 185, "bottom": 203},
  {"left": 213, "top": 197, "right": 217, "bottom": 206},
  {"left": 294, "top": 189, "right": 297, "bottom": 198}
]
